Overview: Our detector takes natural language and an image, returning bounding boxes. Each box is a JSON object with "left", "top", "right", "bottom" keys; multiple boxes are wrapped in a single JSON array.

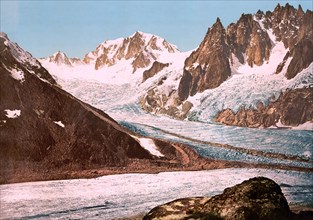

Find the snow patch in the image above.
[
  {"left": 292, "top": 121, "right": 313, "bottom": 131},
  {"left": 5, "top": 110, "right": 21, "bottom": 118},
  {"left": 54, "top": 121, "right": 65, "bottom": 128},
  {"left": 138, "top": 138, "right": 164, "bottom": 157},
  {"left": 10, "top": 69, "right": 25, "bottom": 82}
]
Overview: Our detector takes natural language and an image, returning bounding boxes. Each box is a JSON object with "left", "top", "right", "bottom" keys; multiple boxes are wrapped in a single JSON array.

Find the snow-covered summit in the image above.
[{"left": 83, "top": 31, "right": 179, "bottom": 71}]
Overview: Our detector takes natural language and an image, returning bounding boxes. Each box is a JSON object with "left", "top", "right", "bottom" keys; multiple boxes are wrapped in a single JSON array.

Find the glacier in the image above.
[{"left": 1, "top": 169, "right": 312, "bottom": 219}]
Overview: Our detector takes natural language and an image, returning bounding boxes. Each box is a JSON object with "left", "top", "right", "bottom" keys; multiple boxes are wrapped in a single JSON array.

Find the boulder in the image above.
[
  {"left": 144, "top": 177, "right": 313, "bottom": 220},
  {"left": 203, "top": 177, "right": 291, "bottom": 220}
]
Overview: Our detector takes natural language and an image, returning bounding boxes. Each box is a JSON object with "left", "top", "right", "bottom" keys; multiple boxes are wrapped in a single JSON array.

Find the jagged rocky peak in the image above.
[
  {"left": 227, "top": 13, "right": 272, "bottom": 67},
  {"left": 275, "top": 7, "right": 313, "bottom": 78},
  {"left": 265, "top": 3, "right": 306, "bottom": 49},
  {"left": 178, "top": 17, "right": 231, "bottom": 101},
  {"left": 84, "top": 31, "right": 179, "bottom": 71}
]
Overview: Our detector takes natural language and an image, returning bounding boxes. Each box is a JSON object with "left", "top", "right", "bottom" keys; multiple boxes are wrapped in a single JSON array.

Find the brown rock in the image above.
[
  {"left": 178, "top": 18, "right": 231, "bottom": 101},
  {"left": 142, "top": 61, "right": 169, "bottom": 82},
  {"left": 215, "top": 87, "right": 313, "bottom": 128}
]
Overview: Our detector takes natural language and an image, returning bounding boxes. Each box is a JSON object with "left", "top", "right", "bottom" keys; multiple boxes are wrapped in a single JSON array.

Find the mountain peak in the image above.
[
  {"left": 85, "top": 31, "right": 179, "bottom": 71},
  {"left": 49, "top": 51, "right": 72, "bottom": 66}
]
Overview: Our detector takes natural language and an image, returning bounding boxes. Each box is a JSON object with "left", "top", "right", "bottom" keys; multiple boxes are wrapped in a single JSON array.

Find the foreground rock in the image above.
[
  {"left": 144, "top": 177, "right": 313, "bottom": 220},
  {"left": 215, "top": 87, "right": 313, "bottom": 128}
]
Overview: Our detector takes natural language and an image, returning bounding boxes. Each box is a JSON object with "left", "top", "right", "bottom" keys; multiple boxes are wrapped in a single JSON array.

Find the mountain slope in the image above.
[{"left": 0, "top": 33, "right": 154, "bottom": 182}]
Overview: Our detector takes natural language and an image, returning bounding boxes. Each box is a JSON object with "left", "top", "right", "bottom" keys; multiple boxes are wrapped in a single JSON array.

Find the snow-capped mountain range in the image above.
[{"left": 40, "top": 3, "right": 312, "bottom": 129}]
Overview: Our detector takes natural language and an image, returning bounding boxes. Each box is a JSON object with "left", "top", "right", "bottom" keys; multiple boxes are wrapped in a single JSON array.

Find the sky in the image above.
[{"left": 1, "top": 0, "right": 312, "bottom": 58}]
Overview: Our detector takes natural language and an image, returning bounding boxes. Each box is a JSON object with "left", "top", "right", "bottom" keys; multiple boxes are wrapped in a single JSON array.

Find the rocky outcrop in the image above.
[
  {"left": 84, "top": 31, "right": 178, "bottom": 72},
  {"left": 285, "top": 38, "right": 313, "bottom": 79},
  {"left": 265, "top": 5, "right": 313, "bottom": 78},
  {"left": 142, "top": 61, "right": 169, "bottom": 82},
  {"left": 144, "top": 177, "right": 312, "bottom": 220},
  {"left": 215, "top": 87, "right": 313, "bottom": 128},
  {"left": 140, "top": 87, "right": 192, "bottom": 119},
  {"left": 178, "top": 18, "right": 231, "bottom": 101}
]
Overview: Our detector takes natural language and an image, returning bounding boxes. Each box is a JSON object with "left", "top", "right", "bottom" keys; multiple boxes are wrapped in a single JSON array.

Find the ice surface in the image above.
[
  {"left": 1, "top": 168, "right": 312, "bottom": 219},
  {"left": 4, "top": 109, "right": 21, "bottom": 118}
]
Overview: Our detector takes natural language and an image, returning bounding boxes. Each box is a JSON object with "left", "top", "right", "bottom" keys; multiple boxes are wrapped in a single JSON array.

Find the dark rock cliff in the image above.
[{"left": 0, "top": 33, "right": 153, "bottom": 182}]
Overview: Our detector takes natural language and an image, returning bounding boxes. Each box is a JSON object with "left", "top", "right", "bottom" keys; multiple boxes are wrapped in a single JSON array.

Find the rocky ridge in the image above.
[
  {"left": 178, "top": 3, "right": 312, "bottom": 101},
  {"left": 144, "top": 177, "right": 313, "bottom": 220},
  {"left": 140, "top": 4, "right": 313, "bottom": 127}
]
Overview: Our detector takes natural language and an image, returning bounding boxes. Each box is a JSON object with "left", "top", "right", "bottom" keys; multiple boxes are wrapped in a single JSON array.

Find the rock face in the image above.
[
  {"left": 142, "top": 61, "right": 169, "bottom": 82},
  {"left": 83, "top": 31, "right": 178, "bottom": 72},
  {"left": 178, "top": 18, "right": 231, "bottom": 101},
  {"left": 227, "top": 13, "right": 272, "bottom": 67},
  {"left": 144, "top": 177, "right": 312, "bottom": 220},
  {"left": 0, "top": 33, "right": 154, "bottom": 182},
  {"left": 215, "top": 87, "right": 313, "bottom": 128}
]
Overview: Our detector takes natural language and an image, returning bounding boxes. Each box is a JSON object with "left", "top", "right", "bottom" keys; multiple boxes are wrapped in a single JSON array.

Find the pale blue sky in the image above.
[{"left": 1, "top": 1, "right": 312, "bottom": 58}]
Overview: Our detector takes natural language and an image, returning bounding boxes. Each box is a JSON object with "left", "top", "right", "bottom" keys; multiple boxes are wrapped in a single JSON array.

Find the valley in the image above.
[{"left": 0, "top": 2, "right": 312, "bottom": 219}]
